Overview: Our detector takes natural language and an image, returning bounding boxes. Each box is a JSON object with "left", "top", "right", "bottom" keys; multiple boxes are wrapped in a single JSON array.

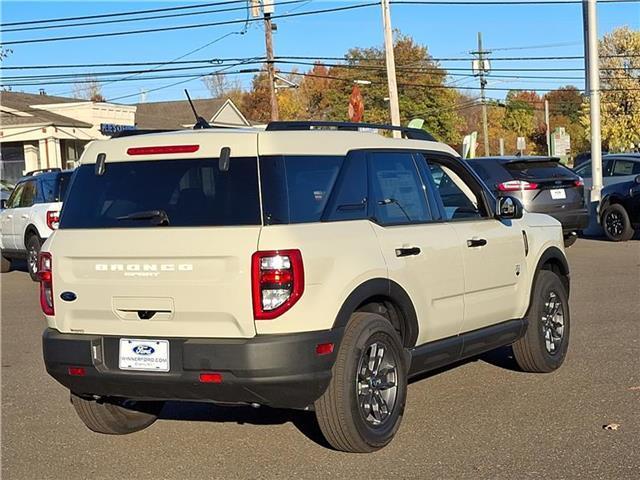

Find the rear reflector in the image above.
[
  {"left": 126, "top": 145, "right": 200, "bottom": 156},
  {"left": 315, "top": 343, "right": 334, "bottom": 356},
  {"left": 199, "top": 373, "right": 223, "bottom": 384},
  {"left": 497, "top": 180, "right": 539, "bottom": 191},
  {"left": 68, "top": 367, "right": 86, "bottom": 376}
]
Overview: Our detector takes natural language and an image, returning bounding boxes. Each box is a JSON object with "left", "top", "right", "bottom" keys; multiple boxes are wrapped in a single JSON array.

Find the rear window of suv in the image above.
[
  {"left": 505, "top": 160, "right": 576, "bottom": 179},
  {"left": 59, "top": 158, "right": 261, "bottom": 228},
  {"left": 41, "top": 172, "right": 73, "bottom": 203}
]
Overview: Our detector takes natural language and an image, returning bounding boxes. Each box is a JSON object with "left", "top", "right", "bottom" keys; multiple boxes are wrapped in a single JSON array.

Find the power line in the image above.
[
  {"left": 1, "top": 2, "right": 380, "bottom": 46},
  {"left": 0, "top": 0, "right": 249, "bottom": 27},
  {"left": 2, "top": 0, "right": 308, "bottom": 33}
]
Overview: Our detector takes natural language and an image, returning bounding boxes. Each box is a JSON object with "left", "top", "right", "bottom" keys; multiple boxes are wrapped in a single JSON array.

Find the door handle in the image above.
[
  {"left": 21, "top": 214, "right": 29, "bottom": 219},
  {"left": 467, "top": 238, "right": 487, "bottom": 248},
  {"left": 395, "top": 246, "right": 421, "bottom": 257}
]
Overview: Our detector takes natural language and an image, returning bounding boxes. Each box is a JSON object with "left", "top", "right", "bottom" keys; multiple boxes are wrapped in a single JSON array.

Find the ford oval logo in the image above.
[
  {"left": 133, "top": 345, "right": 155, "bottom": 356},
  {"left": 60, "top": 291, "right": 77, "bottom": 302}
]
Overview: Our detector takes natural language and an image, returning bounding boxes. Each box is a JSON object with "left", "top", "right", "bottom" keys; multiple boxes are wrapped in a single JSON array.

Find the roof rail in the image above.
[
  {"left": 265, "top": 121, "right": 437, "bottom": 141},
  {"left": 24, "top": 168, "right": 61, "bottom": 177}
]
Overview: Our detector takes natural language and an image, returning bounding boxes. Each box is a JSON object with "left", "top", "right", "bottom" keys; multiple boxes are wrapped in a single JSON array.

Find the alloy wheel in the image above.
[
  {"left": 541, "top": 291, "right": 564, "bottom": 354},
  {"left": 605, "top": 211, "right": 624, "bottom": 238},
  {"left": 356, "top": 341, "right": 398, "bottom": 426}
]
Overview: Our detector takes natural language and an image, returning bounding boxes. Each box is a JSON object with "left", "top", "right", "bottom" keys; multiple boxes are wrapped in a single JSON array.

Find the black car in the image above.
[
  {"left": 599, "top": 174, "right": 640, "bottom": 242},
  {"left": 466, "top": 156, "right": 589, "bottom": 246}
]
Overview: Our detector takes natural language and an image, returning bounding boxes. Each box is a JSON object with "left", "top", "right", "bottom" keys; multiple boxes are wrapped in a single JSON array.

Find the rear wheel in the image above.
[
  {"left": 513, "top": 270, "right": 570, "bottom": 373},
  {"left": 71, "top": 392, "right": 163, "bottom": 435},
  {"left": 315, "top": 312, "right": 407, "bottom": 453},
  {"left": 25, "top": 234, "right": 42, "bottom": 281},
  {"left": 1, "top": 254, "right": 11, "bottom": 273},
  {"left": 602, "top": 204, "right": 634, "bottom": 242}
]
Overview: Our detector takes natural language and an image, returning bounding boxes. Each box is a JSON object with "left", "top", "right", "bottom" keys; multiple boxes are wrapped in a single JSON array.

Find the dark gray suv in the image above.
[{"left": 467, "top": 156, "right": 588, "bottom": 246}]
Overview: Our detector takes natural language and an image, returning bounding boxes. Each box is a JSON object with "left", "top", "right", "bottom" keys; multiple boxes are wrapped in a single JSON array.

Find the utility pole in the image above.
[
  {"left": 545, "top": 98, "right": 551, "bottom": 156},
  {"left": 472, "top": 32, "right": 490, "bottom": 156},
  {"left": 381, "top": 0, "right": 401, "bottom": 138},
  {"left": 261, "top": 0, "right": 279, "bottom": 121},
  {"left": 584, "top": 0, "right": 603, "bottom": 202}
]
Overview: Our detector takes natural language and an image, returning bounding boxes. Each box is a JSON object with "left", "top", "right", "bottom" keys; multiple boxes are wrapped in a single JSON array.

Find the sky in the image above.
[{"left": 1, "top": 0, "right": 638, "bottom": 104}]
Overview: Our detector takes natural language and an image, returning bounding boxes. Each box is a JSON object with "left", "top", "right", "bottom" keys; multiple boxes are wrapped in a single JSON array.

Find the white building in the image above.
[{"left": 0, "top": 92, "right": 251, "bottom": 186}]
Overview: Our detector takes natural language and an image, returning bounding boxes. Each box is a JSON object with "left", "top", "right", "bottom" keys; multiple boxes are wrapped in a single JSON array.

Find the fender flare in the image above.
[
  {"left": 331, "top": 278, "right": 419, "bottom": 348},
  {"left": 529, "top": 246, "right": 570, "bottom": 307}
]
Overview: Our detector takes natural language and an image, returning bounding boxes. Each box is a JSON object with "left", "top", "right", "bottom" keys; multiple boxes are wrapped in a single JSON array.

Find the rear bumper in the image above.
[
  {"left": 42, "top": 327, "right": 343, "bottom": 409},
  {"left": 545, "top": 208, "right": 590, "bottom": 233}
]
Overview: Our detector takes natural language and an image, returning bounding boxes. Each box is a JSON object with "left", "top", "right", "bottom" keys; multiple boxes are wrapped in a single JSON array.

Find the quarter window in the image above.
[{"left": 368, "top": 152, "right": 432, "bottom": 225}]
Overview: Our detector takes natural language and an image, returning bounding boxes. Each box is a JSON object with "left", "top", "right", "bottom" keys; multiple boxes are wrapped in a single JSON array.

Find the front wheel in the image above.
[
  {"left": 512, "top": 270, "right": 570, "bottom": 373},
  {"left": 315, "top": 312, "right": 407, "bottom": 453},
  {"left": 602, "top": 204, "right": 634, "bottom": 242},
  {"left": 71, "top": 392, "right": 163, "bottom": 435},
  {"left": 25, "top": 234, "right": 42, "bottom": 281}
]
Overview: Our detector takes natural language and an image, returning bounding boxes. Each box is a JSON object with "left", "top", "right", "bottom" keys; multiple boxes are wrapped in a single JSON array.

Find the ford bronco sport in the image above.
[{"left": 40, "top": 122, "right": 570, "bottom": 453}]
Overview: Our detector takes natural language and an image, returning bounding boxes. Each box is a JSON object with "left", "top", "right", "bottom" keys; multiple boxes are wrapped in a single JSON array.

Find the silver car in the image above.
[{"left": 467, "top": 156, "right": 589, "bottom": 246}]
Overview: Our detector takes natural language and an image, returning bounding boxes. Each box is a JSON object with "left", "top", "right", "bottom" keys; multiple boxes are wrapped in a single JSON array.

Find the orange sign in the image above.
[{"left": 348, "top": 85, "right": 364, "bottom": 123}]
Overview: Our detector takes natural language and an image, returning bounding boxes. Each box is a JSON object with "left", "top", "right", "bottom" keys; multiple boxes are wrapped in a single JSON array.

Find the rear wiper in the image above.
[{"left": 117, "top": 210, "right": 170, "bottom": 226}]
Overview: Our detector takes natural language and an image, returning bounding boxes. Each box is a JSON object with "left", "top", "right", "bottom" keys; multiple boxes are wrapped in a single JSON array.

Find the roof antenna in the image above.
[{"left": 184, "top": 89, "right": 211, "bottom": 130}]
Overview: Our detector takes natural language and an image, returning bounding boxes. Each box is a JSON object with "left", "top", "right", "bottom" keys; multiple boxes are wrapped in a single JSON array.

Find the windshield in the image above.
[{"left": 59, "top": 158, "right": 261, "bottom": 229}]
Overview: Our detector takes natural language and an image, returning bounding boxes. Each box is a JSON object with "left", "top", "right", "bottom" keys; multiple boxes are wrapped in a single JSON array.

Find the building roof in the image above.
[
  {"left": 0, "top": 91, "right": 92, "bottom": 128},
  {"left": 135, "top": 98, "right": 246, "bottom": 130}
]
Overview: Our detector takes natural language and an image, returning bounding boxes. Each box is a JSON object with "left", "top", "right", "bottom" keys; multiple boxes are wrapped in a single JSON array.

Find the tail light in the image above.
[
  {"left": 497, "top": 180, "right": 539, "bottom": 192},
  {"left": 38, "top": 252, "right": 54, "bottom": 316},
  {"left": 46, "top": 210, "right": 60, "bottom": 230},
  {"left": 251, "top": 250, "right": 304, "bottom": 320},
  {"left": 574, "top": 178, "right": 584, "bottom": 187}
]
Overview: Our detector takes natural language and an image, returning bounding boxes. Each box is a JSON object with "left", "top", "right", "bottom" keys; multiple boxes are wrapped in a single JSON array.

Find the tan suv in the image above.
[{"left": 40, "top": 122, "right": 571, "bottom": 453}]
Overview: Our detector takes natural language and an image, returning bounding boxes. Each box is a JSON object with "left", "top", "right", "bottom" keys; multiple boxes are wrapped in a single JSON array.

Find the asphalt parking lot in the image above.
[{"left": 1, "top": 238, "right": 639, "bottom": 480}]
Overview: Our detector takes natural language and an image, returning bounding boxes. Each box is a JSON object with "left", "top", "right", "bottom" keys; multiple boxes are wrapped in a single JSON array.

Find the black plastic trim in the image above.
[
  {"left": 42, "top": 328, "right": 344, "bottom": 409},
  {"left": 331, "top": 278, "right": 419, "bottom": 348},
  {"left": 408, "top": 319, "right": 526, "bottom": 376}
]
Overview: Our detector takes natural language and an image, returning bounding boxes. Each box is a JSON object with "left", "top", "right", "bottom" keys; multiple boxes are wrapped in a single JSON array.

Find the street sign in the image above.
[
  {"left": 552, "top": 127, "right": 571, "bottom": 157},
  {"left": 517, "top": 136, "right": 526, "bottom": 152}
]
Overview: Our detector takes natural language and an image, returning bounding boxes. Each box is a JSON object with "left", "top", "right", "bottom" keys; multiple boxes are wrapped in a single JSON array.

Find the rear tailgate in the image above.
[
  {"left": 47, "top": 131, "right": 261, "bottom": 338},
  {"left": 506, "top": 159, "right": 585, "bottom": 212}
]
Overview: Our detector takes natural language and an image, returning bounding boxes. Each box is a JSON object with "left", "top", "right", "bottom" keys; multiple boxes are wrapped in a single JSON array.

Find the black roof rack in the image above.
[
  {"left": 265, "top": 121, "right": 437, "bottom": 142},
  {"left": 111, "top": 129, "right": 176, "bottom": 138},
  {"left": 24, "top": 168, "right": 61, "bottom": 177}
]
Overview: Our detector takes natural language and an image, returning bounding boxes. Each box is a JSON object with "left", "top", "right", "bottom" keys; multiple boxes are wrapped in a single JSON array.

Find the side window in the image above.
[
  {"left": 612, "top": 160, "right": 640, "bottom": 176},
  {"left": 368, "top": 152, "right": 432, "bottom": 225},
  {"left": 424, "top": 160, "right": 483, "bottom": 220},
  {"left": 575, "top": 163, "right": 591, "bottom": 176},
  {"left": 19, "top": 181, "right": 37, "bottom": 208},
  {"left": 5, "top": 183, "right": 24, "bottom": 209},
  {"left": 324, "top": 153, "right": 368, "bottom": 222}
]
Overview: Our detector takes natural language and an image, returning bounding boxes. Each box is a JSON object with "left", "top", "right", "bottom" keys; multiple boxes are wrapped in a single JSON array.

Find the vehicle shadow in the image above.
[
  {"left": 159, "top": 401, "right": 331, "bottom": 449},
  {"left": 158, "top": 346, "right": 520, "bottom": 449}
]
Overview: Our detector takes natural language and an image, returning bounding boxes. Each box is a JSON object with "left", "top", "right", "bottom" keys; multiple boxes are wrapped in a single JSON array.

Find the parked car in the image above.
[
  {"left": 466, "top": 156, "right": 588, "bottom": 246},
  {"left": 599, "top": 174, "right": 640, "bottom": 242},
  {"left": 573, "top": 153, "right": 640, "bottom": 195},
  {"left": 1, "top": 179, "right": 14, "bottom": 203},
  {"left": 0, "top": 168, "right": 73, "bottom": 280},
  {"left": 573, "top": 151, "right": 608, "bottom": 169},
  {"left": 40, "top": 121, "right": 570, "bottom": 453}
]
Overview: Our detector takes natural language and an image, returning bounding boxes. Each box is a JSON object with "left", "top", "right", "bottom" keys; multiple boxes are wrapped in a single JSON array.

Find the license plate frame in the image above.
[
  {"left": 550, "top": 188, "right": 566, "bottom": 200},
  {"left": 119, "top": 338, "right": 170, "bottom": 372}
]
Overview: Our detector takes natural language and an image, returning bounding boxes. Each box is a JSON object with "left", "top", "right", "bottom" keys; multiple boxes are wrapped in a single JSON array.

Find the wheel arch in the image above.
[
  {"left": 24, "top": 224, "right": 42, "bottom": 246},
  {"left": 532, "top": 246, "right": 570, "bottom": 296},
  {"left": 332, "top": 278, "right": 419, "bottom": 348}
]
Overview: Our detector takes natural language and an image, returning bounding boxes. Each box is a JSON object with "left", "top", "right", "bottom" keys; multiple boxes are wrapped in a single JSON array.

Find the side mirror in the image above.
[
  {"left": 635, "top": 175, "right": 640, "bottom": 185},
  {"left": 497, "top": 196, "right": 523, "bottom": 220},
  {"left": 0, "top": 199, "right": 7, "bottom": 210}
]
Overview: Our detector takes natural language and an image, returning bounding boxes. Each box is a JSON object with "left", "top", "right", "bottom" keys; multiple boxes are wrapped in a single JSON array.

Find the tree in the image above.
[
  {"left": 582, "top": 26, "right": 640, "bottom": 152},
  {"left": 72, "top": 77, "right": 105, "bottom": 102},
  {"left": 545, "top": 86, "right": 583, "bottom": 123},
  {"left": 202, "top": 73, "right": 245, "bottom": 106}
]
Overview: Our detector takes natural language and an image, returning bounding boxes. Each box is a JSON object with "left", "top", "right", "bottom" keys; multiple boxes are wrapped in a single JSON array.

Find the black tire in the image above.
[
  {"left": 71, "top": 392, "right": 163, "bottom": 435},
  {"left": 512, "top": 270, "right": 570, "bottom": 373},
  {"left": 602, "top": 204, "right": 634, "bottom": 242},
  {"left": 1, "top": 254, "right": 11, "bottom": 273},
  {"left": 25, "top": 234, "right": 42, "bottom": 281},
  {"left": 315, "top": 312, "right": 407, "bottom": 453},
  {"left": 563, "top": 233, "right": 577, "bottom": 248}
]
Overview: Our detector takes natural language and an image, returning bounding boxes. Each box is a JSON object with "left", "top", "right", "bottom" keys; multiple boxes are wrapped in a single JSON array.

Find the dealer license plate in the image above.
[
  {"left": 119, "top": 338, "right": 170, "bottom": 372},
  {"left": 550, "top": 188, "right": 566, "bottom": 200}
]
